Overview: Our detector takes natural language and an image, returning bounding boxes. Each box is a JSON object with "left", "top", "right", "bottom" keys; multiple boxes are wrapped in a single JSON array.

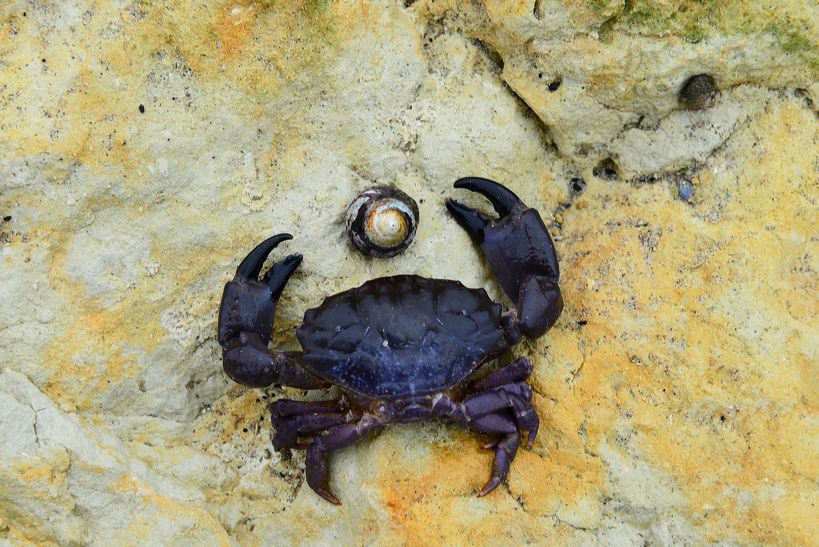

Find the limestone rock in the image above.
[{"left": 0, "top": 1, "right": 816, "bottom": 544}]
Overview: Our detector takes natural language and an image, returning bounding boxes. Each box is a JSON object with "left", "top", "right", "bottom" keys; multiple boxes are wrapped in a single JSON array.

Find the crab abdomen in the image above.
[{"left": 296, "top": 275, "right": 503, "bottom": 398}]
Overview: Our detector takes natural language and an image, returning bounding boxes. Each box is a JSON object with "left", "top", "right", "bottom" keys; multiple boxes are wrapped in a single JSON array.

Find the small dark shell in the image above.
[
  {"left": 679, "top": 74, "right": 718, "bottom": 110},
  {"left": 345, "top": 186, "right": 419, "bottom": 258}
]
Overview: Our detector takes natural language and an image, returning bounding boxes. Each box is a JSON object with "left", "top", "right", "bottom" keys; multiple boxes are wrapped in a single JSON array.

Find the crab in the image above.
[{"left": 217, "top": 178, "right": 563, "bottom": 504}]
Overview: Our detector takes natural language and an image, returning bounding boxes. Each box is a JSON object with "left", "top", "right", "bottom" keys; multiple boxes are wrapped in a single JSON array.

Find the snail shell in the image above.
[
  {"left": 679, "top": 74, "right": 718, "bottom": 110},
  {"left": 345, "top": 186, "right": 419, "bottom": 258}
]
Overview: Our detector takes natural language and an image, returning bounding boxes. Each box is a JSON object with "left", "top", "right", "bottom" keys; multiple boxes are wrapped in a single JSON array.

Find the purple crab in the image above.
[{"left": 217, "top": 178, "right": 562, "bottom": 504}]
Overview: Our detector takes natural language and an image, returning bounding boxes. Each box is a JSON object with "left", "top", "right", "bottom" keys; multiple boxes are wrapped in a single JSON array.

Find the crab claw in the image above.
[
  {"left": 263, "top": 253, "right": 303, "bottom": 301},
  {"left": 218, "top": 234, "right": 325, "bottom": 389},
  {"left": 445, "top": 199, "right": 490, "bottom": 243},
  {"left": 236, "top": 233, "right": 293, "bottom": 281},
  {"left": 447, "top": 178, "right": 563, "bottom": 340},
  {"left": 453, "top": 177, "right": 522, "bottom": 217}
]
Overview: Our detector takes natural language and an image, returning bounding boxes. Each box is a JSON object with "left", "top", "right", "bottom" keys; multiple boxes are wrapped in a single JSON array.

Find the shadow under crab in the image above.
[{"left": 217, "top": 178, "right": 563, "bottom": 504}]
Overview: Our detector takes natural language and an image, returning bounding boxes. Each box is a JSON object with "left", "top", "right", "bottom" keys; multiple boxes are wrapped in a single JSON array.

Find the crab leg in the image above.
[
  {"left": 305, "top": 418, "right": 384, "bottom": 505},
  {"left": 424, "top": 384, "right": 537, "bottom": 495},
  {"left": 471, "top": 357, "right": 534, "bottom": 392},
  {"left": 433, "top": 398, "right": 526, "bottom": 496},
  {"left": 269, "top": 398, "right": 344, "bottom": 418},
  {"left": 271, "top": 411, "right": 352, "bottom": 450},
  {"left": 446, "top": 178, "right": 563, "bottom": 340},
  {"left": 478, "top": 432, "right": 520, "bottom": 496},
  {"left": 217, "top": 235, "right": 328, "bottom": 389},
  {"left": 461, "top": 384, "right": 539, "bottom": 447},
  {"left": 270, "top": 397, "right": 355, "bottom": 450}
]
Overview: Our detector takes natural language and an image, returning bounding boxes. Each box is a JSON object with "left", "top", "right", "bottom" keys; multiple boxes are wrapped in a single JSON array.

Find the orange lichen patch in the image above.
[
  {"left": 41, "top": 308, "right": 141, "bottom": 411},
  {"left": 0, "top": 0, "right": 341, "bottom": 171},
  {"left": 375, "top": 434, "right": 518, "bottom": 542},
  {"left": 215, "top": 2, "right": 259, "bottom": 57},
  {"left": 14, "top": 461, "right": 59, "bottom": 485},
  {"left": 368, "top": 417, "right": 600, "bottom": 543},
  {"left": 110, "top": 474, "right": 233, "bottom": 545},
  {"left": 540, "top": 98, "right": 818, "bottom": 544},
  {"left": 36, "top": 227, "right": 160, "bottom": 411},
  {"left": 0, "top": 6, "right": 146, "bottom": 172},
  {"left": 117, "top": 0, "right": 339, "bottom": 98},
  {"left": 636, "top": 103, "right": 816, "bottom": 545}
]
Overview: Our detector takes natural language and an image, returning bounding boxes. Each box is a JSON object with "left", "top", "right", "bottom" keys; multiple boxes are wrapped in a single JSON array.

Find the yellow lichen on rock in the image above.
[{"left": 0, "top": 0, "right": 816, "bottom": 544}]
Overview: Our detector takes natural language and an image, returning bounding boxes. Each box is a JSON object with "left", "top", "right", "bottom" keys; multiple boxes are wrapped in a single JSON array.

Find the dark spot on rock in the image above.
[
  {"left": 635, "top": 174, "right": 659, "bottom": 185},
  {"left": 593, "top": 158, "right": 619, "bottom": 180},
  {"left": 577, "top": 320, "right": 588, "bottom": 326},
  {"left": 570, "top": 176, "right": 586, "bottom": 194},
  {"left": 41, "top": 58, "right": 46, "bottom": 63},
  {"left": 2, "top": 216, "right": 10, "bottom": 222},
  {"left": 242, "top": 427, "right": 248, "bottom": 433},
  {"left": 138, "top": 104, "right": 145, "bottom": 113},
  {"left": 677, "top": 176, "right": 695, "bottom": 201},
  {"left": 679, "top": 74, "right": 717, "bottom": 110},
  {"left": 720, "top": 415, "right": 726, "bottom": 422},
  {"left": 538, "top": 72, "right": 543, "bottom": 79},
  {"left": 548, "top": 80, "right": 561, "bottom": 92}
]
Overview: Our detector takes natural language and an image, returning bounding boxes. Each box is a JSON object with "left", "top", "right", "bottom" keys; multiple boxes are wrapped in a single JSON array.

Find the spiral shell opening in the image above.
[{"left": 345, "top": 186, "right": 419, "bottom": 258}]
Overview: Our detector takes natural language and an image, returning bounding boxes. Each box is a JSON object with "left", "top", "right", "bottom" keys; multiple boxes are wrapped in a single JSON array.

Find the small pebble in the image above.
[
  {"left": 679, "top": 74, "right": 717, "bottom": 110},
  {"left": 677, "top": 176, "right": 695, "bottom": 201}
]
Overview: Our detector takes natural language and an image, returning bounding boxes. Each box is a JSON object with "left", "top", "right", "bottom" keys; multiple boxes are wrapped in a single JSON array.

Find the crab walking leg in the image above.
[
  {"left": 429, "top": 392, "right": 534, "bottom": 495},
  {"left": 467, "top": 415, "right": 522, "bottom": 495},
  {"left": 435, "top": 403, "right": 522, "bottom": 496},
  {"left": 269, "top": 398, "right": 353, "bottom": 450},
  {"left": 271, "top": 412, "right": 352, "bottom": 450},
  {"left": 462, "top": 384, "right": 539, "bottom": 447},
  {"left": 471, "top": 357, "right": 534, "bottom": 392},
  {"left": 446, "top": 178, "right": 563, "bottom": 340},
  {"left": 431, "top": 383, "right": 537, "bottom": 444},
  {"left": 306, "top": 418, "right": 384, "bottom": 505},
  {"left": 218, "top": 234, "right": 328, "bottom": 389},
  {"left": 478, "top": 431, "right": 520, "bottom": 496},
  {"left": 269, "top": 398, "right": 345, "bottom": 418}
]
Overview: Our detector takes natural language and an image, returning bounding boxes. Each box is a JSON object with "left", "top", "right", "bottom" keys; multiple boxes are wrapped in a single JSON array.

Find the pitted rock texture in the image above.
[{"left": 0, "top": 1, "right": 816, "bottom": 545}]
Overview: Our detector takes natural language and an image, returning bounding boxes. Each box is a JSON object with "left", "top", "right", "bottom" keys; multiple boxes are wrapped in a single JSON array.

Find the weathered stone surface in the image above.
[
  {"left": 417, "top": 0, "right": 817, "bottom": 173},
  {"left": 0, "top": 1, "right": 816, "bottom": 544}
]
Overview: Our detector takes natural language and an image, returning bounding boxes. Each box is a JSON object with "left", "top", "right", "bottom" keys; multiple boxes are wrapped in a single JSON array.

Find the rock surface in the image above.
[{"left": 0, "top": 1, "right": 816, "bottom": 544}]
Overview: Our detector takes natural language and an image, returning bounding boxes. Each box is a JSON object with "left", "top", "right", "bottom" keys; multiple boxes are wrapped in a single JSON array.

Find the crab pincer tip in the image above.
[
  {"left": 445, "top": 198, "right": 489, "bottom": 243},
  {"left": 318, "top": 490, "right": 342, "bottom": 505},
  {"left": 452, "top": 177, "right": 521, "bottom": 217},
  {"left": 478, "top": 477, "right": 502, "bottom": 497},
  {"left": 236, "top": 233, "right": 293, "bottom": 280}
]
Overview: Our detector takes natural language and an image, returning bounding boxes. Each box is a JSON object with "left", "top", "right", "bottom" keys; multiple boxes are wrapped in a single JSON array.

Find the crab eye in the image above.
[{"left": 345, "top": 186, "right": 419, "bottom": 258}]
